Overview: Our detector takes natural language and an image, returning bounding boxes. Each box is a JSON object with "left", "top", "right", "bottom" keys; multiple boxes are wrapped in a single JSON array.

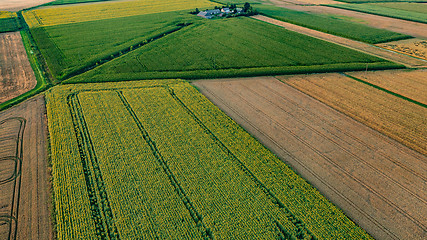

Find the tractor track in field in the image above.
[
  {"left": 252, "top": 15, "right": 427, "bottom": 68},
  {"left": 193, "top": 77, "right": 427, "bottom": 240}
]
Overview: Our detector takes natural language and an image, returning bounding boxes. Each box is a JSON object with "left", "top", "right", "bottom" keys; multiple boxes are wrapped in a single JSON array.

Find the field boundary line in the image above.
[
  {"left": 116, "top": 90, "right": 214, "bottom": 240},
  {"left": 261, "top": 80, "right": 427, "bottom": 179},
  {"left": 0, "top": 117, "right": 26, "bottom": 240},
  {"left": 342, "top": 73, "right": 427, "bottom": 108},
  {"left": 167, "top": 87, "right": 317, "bottom": 239},
  {"left": 67, "top": 93, "right": 120, "bottom": 240},
  {"left": 221, "top": 82, "right": 427, "bottom": 232},
  {"left": 194, "top": 83, "right": 398, "bottom": 239}
]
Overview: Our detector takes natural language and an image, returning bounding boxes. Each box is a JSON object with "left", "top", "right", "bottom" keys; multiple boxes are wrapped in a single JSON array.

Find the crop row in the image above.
[{"left": 46, "top": 80, "right": 374, "bottom": 239}]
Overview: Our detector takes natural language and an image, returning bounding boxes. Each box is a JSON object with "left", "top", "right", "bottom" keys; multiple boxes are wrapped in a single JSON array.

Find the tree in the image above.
[{"left": 243, "top": 2, "right": 251, "bottom": 12}]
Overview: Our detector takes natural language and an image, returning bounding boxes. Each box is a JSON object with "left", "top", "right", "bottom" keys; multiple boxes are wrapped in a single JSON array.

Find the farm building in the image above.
[{"left": 197, "top": 9, "right": 221, "bottom": 19}]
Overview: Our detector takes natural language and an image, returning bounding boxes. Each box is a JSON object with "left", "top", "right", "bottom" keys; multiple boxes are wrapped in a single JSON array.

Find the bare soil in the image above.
[
  {"left": 252, "top": 15, "right": 427, "bottom": 68},
  {"left": 0, "top": 32, "right": 37, "bottom": 105},
  {"left": 268, "top": 1, "right": 427, "bottom": 39},
  {"left": 0, "top": 0, "right": 54, "bottom": 11},
  {"left": 377, "top": 38, "right": 427, "bottom": 60},
  {"left": 0, "top": 95, "right": 53, "bottom": 240},
  {"left": 193, "top": 76, "right": 427, "bottom": 240}
]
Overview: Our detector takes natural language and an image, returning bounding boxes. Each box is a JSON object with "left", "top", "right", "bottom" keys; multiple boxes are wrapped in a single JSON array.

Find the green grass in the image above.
[
  {"left": 0, "top": 17, "right": 21, "bottom": 33},
  {"left": 328, "top": 3, "right": 427, "bottom": 23},
  {"left": 369, "top": 2, "right": 427, "bottom": 14},
  {"left": 46, "top": 79, "right": 374, "bottom": 239},
  {"left": 66, "top": 17, "right": 401, "bottom": 83},
  {"left": 255, "top": 5, "right": 412, "bottom": 44},
  {"left": 30, "top": 10, "right": 198, "bottom": 82}
]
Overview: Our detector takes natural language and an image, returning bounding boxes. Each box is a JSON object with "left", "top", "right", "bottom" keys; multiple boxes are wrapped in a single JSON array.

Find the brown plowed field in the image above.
[
  {"left": 193, "top": 76, "right": 427, "bottom": 240},
  {"left": 269, "top": 0, "right": 427, "bottom": 39},
  {"left": 252, "top": 15, "right": 427, "bottom": 68},
  {"left": 347, "top": 69, "right": 427, "bottom": 105},
  {"left": 0, "top": 0, "right": 54, "bottom": 11},
  {"left": 0, "top": 32, "right": 36, "bottom": 105},
  {"left": 278, "top": 72, "right": 427, "bottom": 155},
  {"left": 0, "top": 95, "right": 53, "bottom": 240}
]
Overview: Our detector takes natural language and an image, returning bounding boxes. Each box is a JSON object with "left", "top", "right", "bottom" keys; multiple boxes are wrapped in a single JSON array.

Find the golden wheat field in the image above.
[{"left": 278, "top": 73, "right": 427, "bottom": 155}]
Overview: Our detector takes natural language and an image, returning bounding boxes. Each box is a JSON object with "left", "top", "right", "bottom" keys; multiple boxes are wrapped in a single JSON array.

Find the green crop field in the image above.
[
  {"left": 255, "top": 5, "right": 412, "bottom": 44},
  {"left": 0, "top": 17, "right": 20, "bottom": 33},
  {"left": 30, "top": 10, "right": 198, "bottom": 81},
  {"left": 328, "top": 3, "right": 427, "bottom": 23},
  {"left": 46, "top": 79, "right": 373, "bottom": 239},
  {"left": 66, "top": 17, "right": 400, "bottom": 83}
]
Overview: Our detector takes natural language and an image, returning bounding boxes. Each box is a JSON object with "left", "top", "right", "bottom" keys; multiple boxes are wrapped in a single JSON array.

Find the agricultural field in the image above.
[
  {"left": 193, "top": 76, "right": 427, "bottom": 240},
  {"left": 66, "top": 17, "right": 399, "bottom": 83},
  {"left": 255, "top": 4, "right": 412, "bottom": 44},
  {"left": 46, "top": 79, "right": 373, "bottom": 239},
  {"left": 328, "top": 2, "right": 427, "bottom": 23},
  {"left": 45, "top": 0, "right": 115, "bottom": 5},
  {"left": 277, "top": 72, "right": 427, "bottom": 155},
  {"left": 0, "top": 95, "right": 52, "bottom": 240},
  {"left": 29, "top": 10, "right": 199, "bottom": 81},
  {"left": 347, "top": 69, "right": 427, "bottom": 105},
  {"left": 0, "top": 32, "right": 37, "bottom": 104},
  {"left": 0, "top": 13, "right": 20, "bottom": 33},
  {"left": 23, "top": 0, "right": 215, "bottom": 27},
  {"left": 0, "top": 0, "right": 54, "bottom": 11},
  {"left": 378, "top": 38, "right": 427, "bottom": 60}
]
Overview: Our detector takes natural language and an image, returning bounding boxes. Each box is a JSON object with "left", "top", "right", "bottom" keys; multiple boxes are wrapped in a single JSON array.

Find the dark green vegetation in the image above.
[
  {"left": 31, "top": 10, "right": 196, "bottom": 82},
  {"left": 255, "top": 5, "right": 412, "bottom": 44},
  {"left": 44, "top": 0, "right": 115, "bottom": 6},
  {"left": 66, "top": 17, "right": 401, "bottom": 83},
  {"left": 0, "top": 17, "right": 21, "bottom": 33},
  {"left": 328, "top": 3, "right": 427, "bottom": 23}
]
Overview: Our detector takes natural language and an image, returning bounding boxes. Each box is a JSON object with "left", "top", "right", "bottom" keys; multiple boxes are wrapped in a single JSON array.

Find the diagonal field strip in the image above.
[{"left": 252, "top": 15, "right": 427, "bottom": 68}]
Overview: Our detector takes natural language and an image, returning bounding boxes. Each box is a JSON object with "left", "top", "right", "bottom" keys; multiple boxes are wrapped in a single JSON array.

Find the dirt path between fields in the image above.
[
  {"left": 269, "top": 0, "right": 427, "bottom": 39},
  {"left": 0, "top": 95, "right": 53, "bottom": 240},
  {"left": 252, "top": 15, "right": 427, "bottom": 68},
  {"left": 0, "top": 32, "right": 37, "bottom": 105},
  {"left": 0, "top": 0, "right": 54, "bottom": 11},
  {"left": 193, "top": 76, "right": 427, "bottom": 240}
]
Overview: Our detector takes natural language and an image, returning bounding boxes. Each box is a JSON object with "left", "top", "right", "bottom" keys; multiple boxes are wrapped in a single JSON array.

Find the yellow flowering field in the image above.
[
  {"left": 23, "top": 0, "right": 215, "bottom": 28},
  {"left": 0, "top": 11, "right": 17, "bottom": 19},
  {"left": 46, "top": 79, "right": 373, "bottom": 239}
]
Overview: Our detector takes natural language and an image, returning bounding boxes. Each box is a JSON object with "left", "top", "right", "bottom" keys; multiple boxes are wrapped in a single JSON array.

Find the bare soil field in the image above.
[
  {"left": 377, "top": 38, "right": 427, "bottom": 60},
  {"left": 347, "top": 69, "right": 427, "bottom": 105},
  {"left": 193, "top": 76, "right": 427, "bottom": 240},
  {"left": 252, "top": 15, "right": 427, "bottom": 68},
  {"left": 0, "top": 95, "right": 53, "bottom": 240},
  {"left": 269, "top": 0, "right": 427, "bottom": 39},
  {"left": 0, "top": 0, "right": 54, "bottom": 11},
  {"left": 0, "top": 32, "right": 37, "bottom": 105}
]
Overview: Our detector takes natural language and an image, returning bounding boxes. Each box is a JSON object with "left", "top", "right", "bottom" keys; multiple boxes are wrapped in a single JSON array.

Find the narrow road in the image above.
[{"left": 252, "top": 15, "right": 427, "bottom": 68}]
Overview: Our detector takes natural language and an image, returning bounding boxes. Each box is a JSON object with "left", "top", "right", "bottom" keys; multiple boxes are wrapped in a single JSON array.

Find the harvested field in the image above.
[
  {"left": 0, "top": 0, "right": 54, "bottom": 11},
  {"left": 0, "top": 32, "right": 37, "bottom": 104},
  {"left": 0, "top": 95, "right": 52, "bottom": 240},
  {"left": 377, "top": 38, "right": 427, "bottom": 60},
  {"left": 347, "top": 69, "right": 427, "bottom": 105},
  {"left": 277, "top": 73, "right": 427, "bottom": 155},
  {"left": 252, "top": 15, "right": 427, "bottom": 68},
  {"left": 193, "top": 76, "right": 427, "bottom": 240},
  {"left": 269, "top": 1, "right": 427, "bottom": 39}
]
